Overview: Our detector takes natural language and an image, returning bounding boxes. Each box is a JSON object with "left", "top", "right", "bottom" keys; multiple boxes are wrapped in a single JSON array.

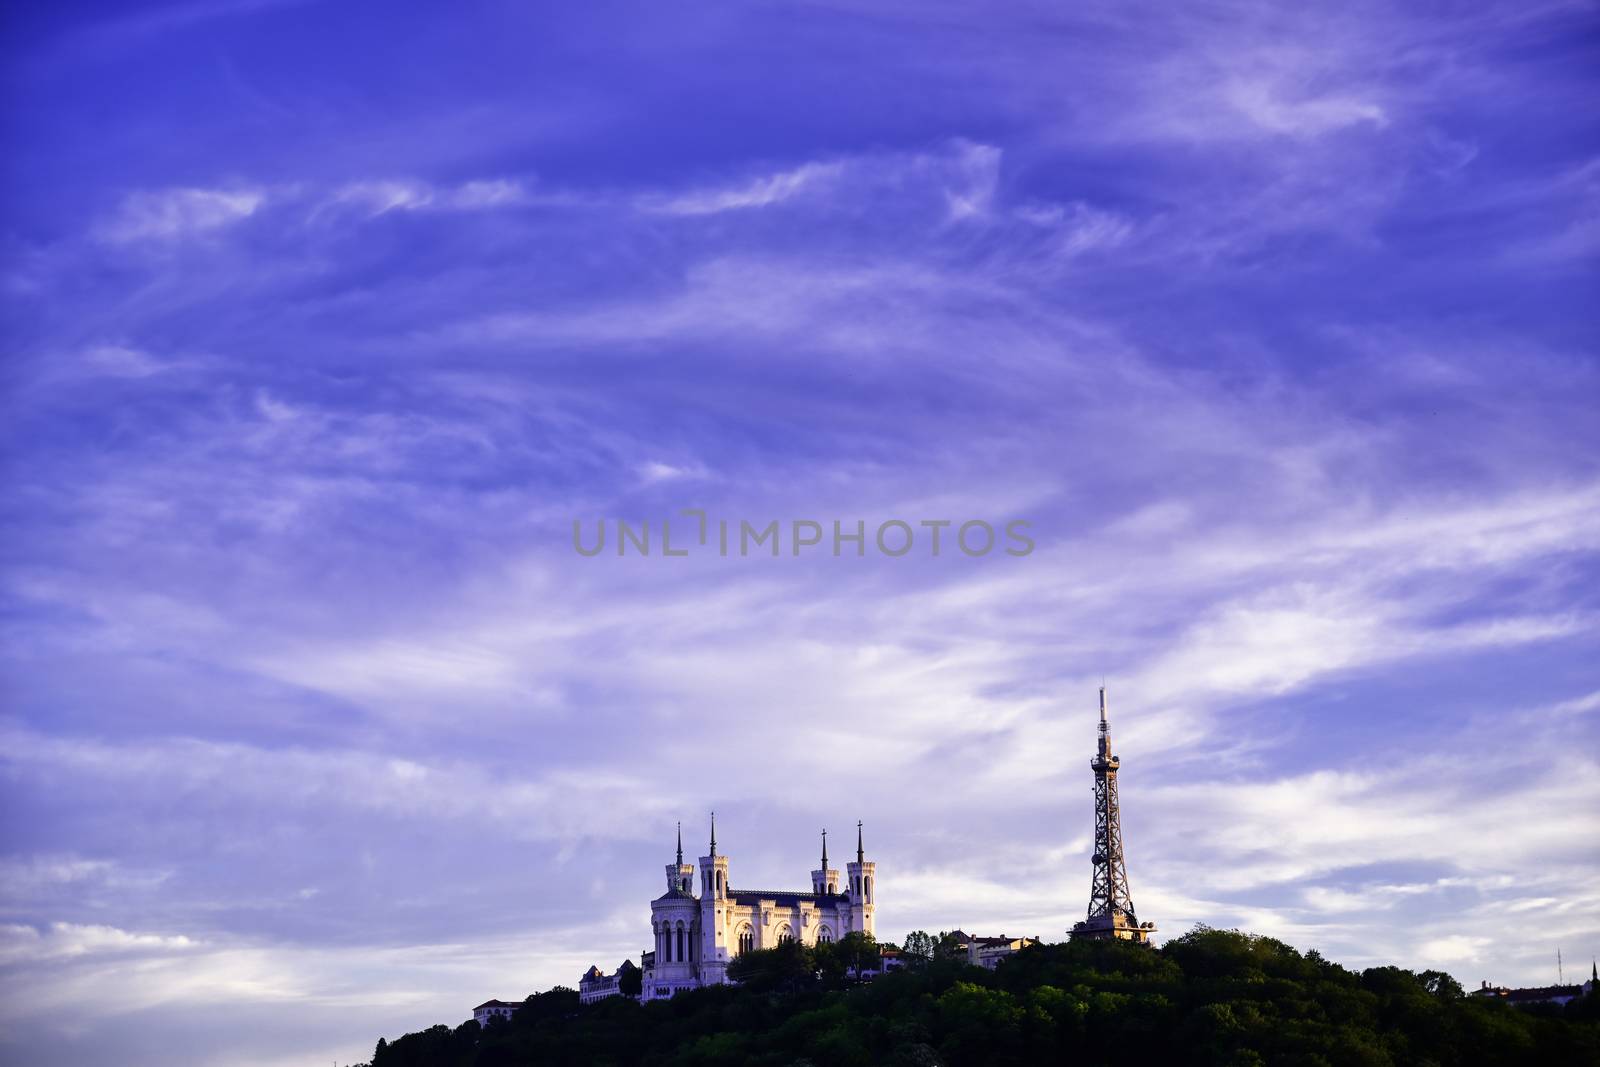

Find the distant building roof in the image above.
[
  {"left": 472, "top": 999, "right": 515, "bottom": 1010},
  {"left": 1474, "top": 982, "right": 1584, "bottom": 1003},
  {"left": 1505, "top": 985, "right": 1582, "bottom": 1002}
]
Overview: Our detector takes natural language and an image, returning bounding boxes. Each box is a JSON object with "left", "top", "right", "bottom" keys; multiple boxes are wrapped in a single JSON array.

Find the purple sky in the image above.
[{"left": 3, "top": 2, "right": 1599, "bottom": 1064}]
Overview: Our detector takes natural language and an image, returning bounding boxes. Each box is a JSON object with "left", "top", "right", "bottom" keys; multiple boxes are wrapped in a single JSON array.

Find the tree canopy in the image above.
[{"left": 368, "top": 927, "right": 1600, "bottom": 1067}]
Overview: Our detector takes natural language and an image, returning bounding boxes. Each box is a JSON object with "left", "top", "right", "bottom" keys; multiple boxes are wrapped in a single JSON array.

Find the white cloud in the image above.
[
  {"left": 0, "top": 922, "right": 197, "bottom": 965},
  {"left": 97, "top": 187, "right": 264, "bottom": 243},
  {"left": 334, "top": 179, "right": 435, "bottom": 214},
  {"left": 1226, "top": 78, "right": 1388, "bottom": 137},
  {"left": 79, "top": 344, "right": 167, "bottom": 378},
  {"left": 1416, "top": 935, "right": 1491, "bottom": 964},
  {"left": 941, "top": 140, "right": 1001, "bottom": 219},
  {"left": 329, "top": 178, "right": 530, "bottom": 216},
  {"left": 637, "top": 460, "right": 708, "bottom": 483},
  {"left": 642, "top": 161, "right": 844, "bottom": 215}
]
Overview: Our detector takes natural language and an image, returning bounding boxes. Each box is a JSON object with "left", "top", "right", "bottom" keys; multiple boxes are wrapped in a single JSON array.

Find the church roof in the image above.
[{"left": 727, "top": 888, "right": 847, "bottom": 908}]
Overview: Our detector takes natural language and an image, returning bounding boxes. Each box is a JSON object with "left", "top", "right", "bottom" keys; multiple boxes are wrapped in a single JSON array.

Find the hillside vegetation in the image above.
[{"left": 369, "top": 927, "right": 1600, "bottom": 1066}]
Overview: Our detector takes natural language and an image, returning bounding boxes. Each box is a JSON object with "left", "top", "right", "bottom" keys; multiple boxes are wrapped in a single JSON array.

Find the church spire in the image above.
[
  {"left": 676, "top": 821, "right": 683, "bottom": 866},
  {"left": 820, "top": 828, "right": 828, "bottom": 869},
  {"left": 709, "top": 811, "right": 717, "bottom": 857},
  {"left": 856, "top": 820, "right": 864, "bottom": 865}
]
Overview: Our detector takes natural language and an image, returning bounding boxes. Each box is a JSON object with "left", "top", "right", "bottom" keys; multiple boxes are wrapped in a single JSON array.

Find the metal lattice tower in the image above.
[{"left": 1071, "top": 687, "right": 1155, "bottom": 943}]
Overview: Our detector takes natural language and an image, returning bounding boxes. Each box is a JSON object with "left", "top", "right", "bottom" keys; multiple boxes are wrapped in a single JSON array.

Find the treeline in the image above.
[{"left": 368, "top": 927, "right": 1600, "bottom": 1066}]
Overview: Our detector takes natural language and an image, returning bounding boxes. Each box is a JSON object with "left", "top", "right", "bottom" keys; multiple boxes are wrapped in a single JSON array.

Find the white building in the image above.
[
  {"left": 471, "top": 999, "right": 517, "bottom": 1025},
  {"left": 950, "top": 932, "right": 1039, "bottom": 970},
  {"left": 643, "top": 817, "right": 877, "bottom": 1000},
  {"left": 578, "top": 961, "right": 634, "bottom": 1004}
]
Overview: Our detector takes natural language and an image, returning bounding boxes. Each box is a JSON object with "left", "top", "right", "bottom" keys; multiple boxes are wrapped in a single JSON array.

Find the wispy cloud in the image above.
[
  {"left": 2, "top": 1, "right": 1596, "bottom": 1064},
  {"left": 328, "top": 177, "right": 531, "bottom": 216},
  {"left": 96, "top": 187, "right": 264, "bottom": 243},
  {"left": 641, "top": 161, "right": 846, "bottom": 215}
]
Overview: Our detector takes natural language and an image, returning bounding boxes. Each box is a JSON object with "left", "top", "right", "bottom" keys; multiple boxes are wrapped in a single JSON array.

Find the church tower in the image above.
[
  {"left": 648, "top": 821, "right": 702, "bottom": 997},
  {"left": 812, "top": 830, "right": 840, "bottom": 895},
  {"left": 845, "top": 821, "right": 876, "bottom": 937},
  {"left": 665, "top": 821, "right": 694, "bottom": 896},
  {"left": 697, "top": 812, "right": 732, "bottom": 984},
  {"left": 1071, "top": 688, "right": 1155, "bottom": 943}
]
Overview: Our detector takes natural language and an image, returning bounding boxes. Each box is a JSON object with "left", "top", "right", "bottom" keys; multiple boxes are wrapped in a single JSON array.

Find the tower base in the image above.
[{"left": 1070, "top": 912, "right": 1155, "bottom": 944}]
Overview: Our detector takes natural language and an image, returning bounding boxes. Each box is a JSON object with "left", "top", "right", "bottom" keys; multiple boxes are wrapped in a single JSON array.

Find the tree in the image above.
[
  {"left": 812, "top": 937, "right": 848, "bottom": 987},
  {"left": 903, "top": 930, "right": 936, "bottom": 962},
  {"left": 934, "top": 930, "right": 966, "bottom": 962},
  {"left": 837, "top": 931, "right": 881, "bottom": 977},
  {"left": 1419, "top": 969, "right": 1464, "bottom": 1000},
  {"left": 727, "top": 938, "right": 812, "bottom": 993},
  {"left": 618, "top": 959, "right": 642, "bottom": 998},
  {"left": 368, "top": 925, "right": 1600, "bottom": 1067}
]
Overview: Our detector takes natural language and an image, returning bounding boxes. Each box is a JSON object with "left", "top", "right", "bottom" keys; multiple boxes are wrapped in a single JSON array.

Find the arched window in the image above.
[
  {"left": 676, "top": 923, "right": 685, "bottom": 961},
  {"left": 777, "top": 924, "right": 792, "bottom": 943},
  {"left": 818, "top": 926, "right": 833, "bottom": 943},
  {"left": 737, "top": 926, "right": 753, "bottom": 955},
  {"left": 716, "top": 870, "right": 724, "bottom": 895},
  {"left": 864, "top": 876, "right": 872, "bottom": 903},
  {"left": 663, "top": 923, "right": 672, "bottom": 963}
]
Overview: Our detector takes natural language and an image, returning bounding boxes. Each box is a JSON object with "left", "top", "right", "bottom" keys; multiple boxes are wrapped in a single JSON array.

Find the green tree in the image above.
[
  {"left": 902, "top": 930, "right": 936, "bottom": 962},
  {"left": 618, "top": 959, "right": 642, "bottom": 997},
  {"left": 1418, "top": 969, "right": 1464, "bottom": 1000},
  {"left": 934, "top": 930, "right": 966, "bottom": 962},
  {"left": 837, "top": 931, "right": 881, "bottom": 977},
  {"left": 727, "top": 938, "right": 812, "bottom": 993}
]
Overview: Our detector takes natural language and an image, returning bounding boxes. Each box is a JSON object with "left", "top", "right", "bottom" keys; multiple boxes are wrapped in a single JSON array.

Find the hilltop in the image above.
[{"left": 362, "top": 927, "right": 1600, "bottom": 1066}]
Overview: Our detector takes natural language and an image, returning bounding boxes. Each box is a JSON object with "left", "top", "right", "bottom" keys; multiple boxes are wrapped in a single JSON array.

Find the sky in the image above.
[{"left": 1, "top": 0, "right": 1598, "bottom": 1064}]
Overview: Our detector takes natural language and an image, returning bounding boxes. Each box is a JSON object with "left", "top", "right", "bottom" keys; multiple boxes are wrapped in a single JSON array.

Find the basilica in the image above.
[{"left": 642, "top": 815, "right": 877, "bottom": 999}]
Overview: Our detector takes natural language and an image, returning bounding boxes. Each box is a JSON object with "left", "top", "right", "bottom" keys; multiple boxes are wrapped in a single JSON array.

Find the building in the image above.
[
  {"left": 1472, "top": 961, "right": 1598, "bottom": 1008},
  {"left": 643, "top": 816, "right": 877, "bottom": 1000},
  {"left": 1472, "top": 980, "right": 1585, "bottom": 1007},
  {"left": 471, "top": 999, "right": 518, "bottom": 1026},
  {"left": 578, "top": 961, "right": 635, "bottom": 1004},
  {"left": 1070, "top": 688, "right": 1157, "bottom": 944},
  {"left": 958, "top": 933, "right": 1039, "bottom": 970}
]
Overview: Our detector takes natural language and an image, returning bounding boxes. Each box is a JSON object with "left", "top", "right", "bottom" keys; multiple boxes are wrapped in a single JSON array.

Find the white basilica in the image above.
[{"left": 643, "top": 815, "right": 877, "bottom": 999}]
